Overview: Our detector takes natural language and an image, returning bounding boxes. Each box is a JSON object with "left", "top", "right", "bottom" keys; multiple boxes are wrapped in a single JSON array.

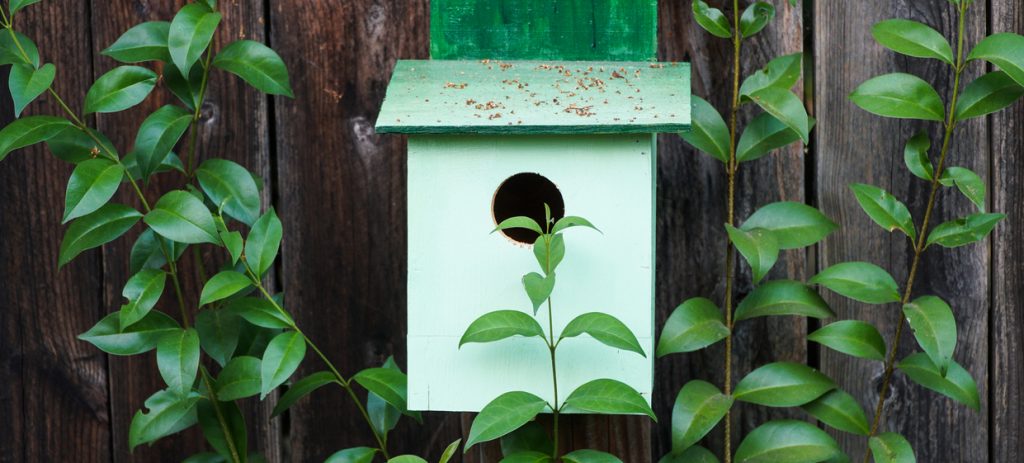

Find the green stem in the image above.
[
  {"left": 185, "top": 50, "right": 216, "bottom": 177},
  {"left": 862, "top": 3, "right": 968, "bottom": 460},
  {"left": 722, "top": 2, "right": 743, "bottom": 462},
  {"left": 201, "top": 366, "right": 243, "bottom": 463}
]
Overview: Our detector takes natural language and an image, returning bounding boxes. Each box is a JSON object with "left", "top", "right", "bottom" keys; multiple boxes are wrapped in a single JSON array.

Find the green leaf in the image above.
[
  {"left": 734, "top": 420, "right": 841, "bottom": 463},
  {"left": 157, "top": 328, "right": 200, "bottom": 396},
  {"left": 221, "top": 230, "right": 243, "bottom": 265},
  {"left": 656, "top": 297, "right": 729, "bottom": 357},
  {"left": 501, "top": 452, "right": 554, "bottom": 463},
  {"left": 522, "top": 272, "right": 555, "bottom": 314},
  {"left": 145, "top": 190, "right": 220, "bottom": 245},
  {"left": 261, "top": 331, "right": 306, "bottom": 398},
  {"left": 9, "top": 62, "right": 55, "bottom": 117},
  {"left": 871, "top": 19, "right": 953, "bottom": 64},
  {"left": 325, "top": 448, "right": 378, "bottom": 463},
  {"left": 942, "top": 167, "right": 986, "bottom": 212},
  {"left": 9, "top": 0, "right": 43, "bottom": 14},
  {"left": 246, "top": 208, "right": 283, "bottom": 277},
  {"left": 130, "top": 228, "right": 186, "bottom": 274},
  {"left": 460, "top": 310, "right": 546, "bottom": 347},
  {"left": 562, "top": 379, "right": 656, "bottom": 420},
  {"left": 562, "top": 450, "right": 623, "bottom": 463},
  {"left": 741, "top": 202, "right": 837, "bottom": 249},
  {"left": 955, "top": 71, "right": 1024, "bottom": 120},
  {"left": 808, "top": 321, "right": 886, "bottom": 361},
  {"left": 102, "top": 21, "right": 172, "bottom": 63},
  {"left": 182, "top": 452, "right": 226, "bottom": 463},
  {"left": 440, "top": 439, "right": 462, "bottom": 463},
  {"left": 133, "top": 105, "right": 192, "bottom": 180},
  {"left": 903, "top": 295, "right": 956, "bottom": 376},
  {"left": 63, "top": 158, "right": 124, "bottom": 223},
  {"left": 197, "top": 399, "right": 247, "bottom": 462},
  {"left": 850, "top": 73, "right": 945, "bottom": 121},
  {"left": 79, "top": 310, "right": 180, "bottom": 356},
  {"left": 849, "top": 183, "right": 916, "bottom": 241},
  {"left": 200, "top": 270, "right": 252, "bottom": 306},
  {"left": 500, "top": 422, "right": 553, "bottom": 456},
  {"left": 213, "top": 40, "right": 294, "bottom": 97},
  {"left": 165, "top": 63, "right": 204, "bottom": 110},
  {"left": 670, "top": 380, "right": 733, "bottom": 453},
  {"left": 46, "top": 127, "right": 119, "bottom": 164},
  {"left": 226, "top": 297, "right": 294, "bottom": 329},
  {"left": 903, "top": 131, "right": 934, "bottom": 181},
  {"left": 273, "top": 371, "right": 336, "bottom": 416},
  {"left": 739, "top": 2, "right": 774, "bottom": 38},
  {"left": 196, "top": 158, "right": 261, "bottom": 225},
  {"left": 353, "top": 367, "right": 409, "bottom": 413},
  {"left": 0, "top": 115, "right": 73, "bottom": 161},
  {"left": 736, "top": 112, "right": 812, "bottom": 163},
  {"left": 810, "top": 261, "right": 900, "bottom": 304},
  {"left": 801, "top": 389, "right": 869, "bottom": 436},
  {"left": 59, "top": 203, "right": 142, "bottom": 267},
  {"left": 533, "top": 233, "right": 565, "bottom": 275},
  {"left": 739, "top": 53, "right": 803, "bottom": 100},
  {"left": 734, "top": 362, "right": 836, "bottom": 407},
  {"left": 195, "top": 308, "right": 241, "bottom": 367},
  {"left": 388, "top": 457, "right": 427, "bottom": 463},
  {"left": 734, "top": 280, "right": 834, "bottom": 322},
  {"left": 494, "top": 216, "right": 543, "bottom": 235},
  {"left": 128, "top": 389, "right": 202, "bottom": 450},
  {"left": 0, "top": 30, "right": 38, "bottom": 67},
  {"left": 551, "top": 216, "right": 599, "bottom": 234},
  {"left": 658, "top": 446, "right": 718, "bottom": 463},
  {"left": 560, "top": 312, "right": 645, "bottom": 357},
  {"left": 83, "top": 65, "right": 157, "bottom": 114},
  {"left": 748, "top": 87, "right": 810, "bottom": 143},
  {"left": 679, "top": 96, "right": 729, "bottom": 163},
  {"left": 466, "top": 391, "right": 549, "bottom": 449},
  {"left": 926, "top": 212, "right": 1005, "bottom": 248},
  {"left": 691, "top": 0, "right": 731, "bottom": 38},
  {"left": 897, "top": 353, "right": 979, "bottom": 410},
  {"left": 869, "top": 432, "right": 916, "bottom": 463},
  {"left": 215, "top": 356, "right": 262, "bottom": 401},
  {"left": 967, "top": 33, "right": 1024, "bottom": 87},
  {"left": 169, "top": 3, "right": 222, "bottom": 76},
  {"left": 725, "top": 225, "right": 778, "bottom": 284},
  {"left": 119, "top": 269, "right": 167, "bottom": 329}
]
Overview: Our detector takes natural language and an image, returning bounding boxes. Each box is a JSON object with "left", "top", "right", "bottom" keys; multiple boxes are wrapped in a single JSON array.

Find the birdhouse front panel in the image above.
[{"left": 376, "top": 59, "right": 690, "bottom": 412}]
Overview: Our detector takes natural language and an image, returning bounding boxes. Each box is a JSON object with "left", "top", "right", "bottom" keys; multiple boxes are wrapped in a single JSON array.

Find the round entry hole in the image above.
[{"left": 492, "top": 172, "right": 565, "bottom": 244}]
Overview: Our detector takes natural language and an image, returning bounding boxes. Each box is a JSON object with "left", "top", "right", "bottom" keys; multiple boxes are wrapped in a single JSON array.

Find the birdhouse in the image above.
[{"left": 374, "top": 0, "right": 690, "bottom": 412}]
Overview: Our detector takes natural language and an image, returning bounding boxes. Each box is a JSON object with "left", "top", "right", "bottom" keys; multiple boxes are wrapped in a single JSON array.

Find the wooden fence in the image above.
[{"left": 0, "top": 1, "right": 1020, "bottom": 462}]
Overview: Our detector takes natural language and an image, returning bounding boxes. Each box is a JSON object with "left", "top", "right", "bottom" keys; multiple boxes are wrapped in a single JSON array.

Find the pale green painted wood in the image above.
[
  {"left": 375, "top": 60, "right": 691, "bottom": 134},
  {"left": 406, "top": 134, "right": 655, "bottom": 412}
]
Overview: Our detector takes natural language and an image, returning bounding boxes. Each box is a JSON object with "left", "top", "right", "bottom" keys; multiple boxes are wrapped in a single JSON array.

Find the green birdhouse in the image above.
[{"left": 375, "top": 0, "right": 691, "bottom": 412}]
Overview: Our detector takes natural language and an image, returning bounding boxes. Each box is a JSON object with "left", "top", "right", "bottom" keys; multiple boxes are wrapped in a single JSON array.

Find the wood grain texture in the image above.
[
  {"left": 431, "top": 0, "right": 657, "bottom": 61},
  {"left": 814, "top": 1, "right": 992, "bottom": 460},
  {"left": 652, "top": 1, "right": 807, "bottom": 459}
]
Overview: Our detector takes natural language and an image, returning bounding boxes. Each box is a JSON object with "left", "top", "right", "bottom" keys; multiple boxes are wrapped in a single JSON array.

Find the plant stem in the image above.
[
  {"left": 862, "top": 3, "right": 968, "bottom": 460},
  {"left": 201, "top": 366, "right": 243, "bottom": 463},
  {"left": 722, "top": 1, "right": 743, "bottom": 461},
  {"left": 185, "top": 50, "right": 216, "bottom": 177}
]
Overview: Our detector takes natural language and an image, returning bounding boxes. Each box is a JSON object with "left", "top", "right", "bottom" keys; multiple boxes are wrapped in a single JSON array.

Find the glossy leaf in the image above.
[
  {"left": 226, "top": 297, "right": 294, "bottom": 329},
  {"left": 670, "top": 380, "right": 733, "bottom": 453},
  {"left": 522, "top": 272, "right": 555, "bottom": 314},
  {"left": 810, "top": 261, "right": 900, "bottom": 304},
  {"left": 213, "top": 40, "right": 294, "bottom": 97},
  {"left": 119, "top": 269, "right": 167, "bottom": 329},
  {"left": 850, "top": 73, "right": 945, "bottom": 121},
  {"left": 658, "top": 446, "right": 718, "bottom": 463},
  {"left": 84, "top": 65, "right": 157, "bottom": 114},
  {"left": 196, "top": 158, "right": 261, "bottom": 225},
  {"left": 165, "top": 63, "right": 204, "bottom": 110},
  {"left": 850, "top": 183, "right": 917, "bottom": 241},
  {"left": 221, "top": 230, "right": 243, "bottom": 265},
  {"left": 246, "top": 208, "right": 283, "bottom": 277},
  {"left": 199, "top": 271, "right": 251, "bottom": 307},
  {"left": 903, "top": 131, "right": 934, "bottom": 181},
  {"left": 725, "top": 225, "right": 778, "bottom": 284},
  {"left": 388, "top": 457, "right": 427, "bottom": 463},
  {"left": 325, "top": 448, "right": 378, "bottom": 463},
  {"left": 79, "top": 310, "right": 180, "bottom": 356},
  {"left": 967, "top": 33, "right": 1024, "bottom": 87},
  {"left": 801, "top": 389, "right": 870, "bottom": 436},
  {"left": 808, "top": 321, "right": 886, "bottom": 361},
  {"left": 942, "top": 166, "right": 985, "bottom": 212},
  {"left": 63, "top": 158, "right": 124, "bottom": 223},
  {"left": 459, "top": 310, "right": 546, "bottom": 347},
  {"left": 129, "top": 228, "right": 186, "bottom": 274},
  {"left": 45, "top": 126, "right": 118, "bottom": 163},
  {"left": 562, "top": 450, "right": 623, "bottom": 463},
  {"left": 955, "top": 71, "right": 1024, "bottom": 120},
  {"left": 869, "top": 432, "right": 916, "bottom": 463},
  {"left": 157, "top": 328, "right": 200, "bottom": 396},
  {"left": 533, "top": 233, "right": 565, "bottom": 275},
  {"left": 500, "top": 422, "right": 553, "bottom": 456},
  {"left": 145, "top": 190, "right": 220, "bottom": 245},
  {"left": 195, "top": 308, "right": 240, "bottom": 366},
  {"left": 680, "top": 96, "right": 729, "bottom": 163},
  {"left": 466, "top": 391, "right": 549, "bottom": 449},
  {"left": 926, "top": 213, "right": 1005, "bottom": 248},
  {"left": 196, "top": 399, "right": 247, "bottom": 462},
  {"left": 272, "top": 371, "right": 336, "bottom": 416},
  {"left": 128, "top": 389, "right": 202, "bottom": 450},
  {"left": 748, "top": 87, "right": 810, "bottom": 143},
  {"left": 560, "top": 312, "right": 645, "bottom": 357},
  {"left": 551, "top": 216, "right": 599, "bottom": 234},
  {"left": 9, "top": 62, "right": 55, "bottom": 117},
  {"left": 261, "top": 331, "right": 306, "bottom": 398},
  {"left": 692, "top": 0, "right": 731, "bottom": 38},
  {"left": 736, "top": 112, "right": 812, "bottom": 163},
  {"left": 562, "top": 379, "right": 656, "bottom": 420},
  {"left": 0, "top": 115, "right": 73, "bottom": 161},
  {"left": 439, "top": 439, "right": 461, "bottom": 463},
  {"left": 353, "top": 367, "right": 409, "bottom": 413},
  {"left": 133, "top": 105, "right": 192, "bottom": 180},
  {"left": 656, "top": 298, "right": 729, "bottom": 357},
  {"left": 59, "top": 204, "right": 142, "bottom": 267},
  {"left": 739, "top": 2, "right": 774, "bottom": 38},
  {"left": 9, "top": 0, "right": 43, "bottom": 14},
  {"left": 102, "top": 21, "right": 172, "bottom": 63},
  {"left": 741, "top": 202, "right": 837, "bottom": 249},
  {"left": 734, "top": 280, "right": 834, "bottom": 322},
  {"left": 734, "top": 362, "right": 836, "bottom": 407},
  {"left": 898, "top": 354, "right": 979, "bottom": 410},
  {"left": 169, "top": 3, "right": 222, "bottom": 76},
  {"left": 903, "top": 296, "right": 956, "bottom": 376},
  {"left": 215, "top": 356, "right": 262, "bottom": 401},
  {"left": 871, "top": 19, "right": 953, "bottom": 64},
  {"left": 501, "top": 452, "right": 553, "bottom": 463},
  {"left": 494, "top": 216, "right": 543, "bottom": 235},
  {"left": 733, "top": 420, "right": 841, "bottom": 463},
  {"left": 739, "top": 53, "right": 803, "bottom": 100}
]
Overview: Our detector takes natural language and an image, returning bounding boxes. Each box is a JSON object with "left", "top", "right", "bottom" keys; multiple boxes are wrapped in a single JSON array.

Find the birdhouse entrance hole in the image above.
[{"left": 492, "top": 172, "right": 565, "bottom": 244}]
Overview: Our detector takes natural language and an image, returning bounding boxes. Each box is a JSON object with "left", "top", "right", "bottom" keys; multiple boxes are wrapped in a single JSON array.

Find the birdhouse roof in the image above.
[{"left": 375, "top": 60, "right": 691, "bottom": 135}]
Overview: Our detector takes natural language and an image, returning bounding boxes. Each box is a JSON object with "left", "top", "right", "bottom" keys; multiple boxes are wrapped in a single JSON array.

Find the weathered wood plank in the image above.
[
  {"left": 0, "top": 2, "right": 111, "bottom": 462},
  {"left": 814, "top": 1, "right": 990, "bottom": 460},
  {"left": 990, "top": 1, "right": 1024, "bottom": 461},
  {"left": 652, "top": 0, "right": 806, "bottom": 459}
]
